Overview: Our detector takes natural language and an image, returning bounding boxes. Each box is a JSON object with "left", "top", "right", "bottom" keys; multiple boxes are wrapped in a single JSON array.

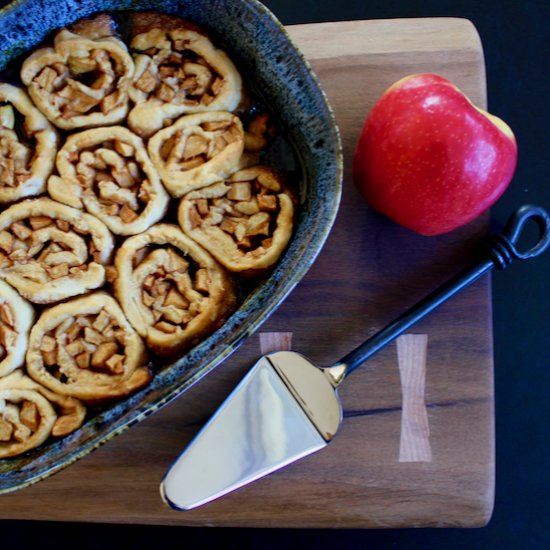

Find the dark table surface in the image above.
[{"left": 2, "top": 0, "right": 549, "bottom": 548}]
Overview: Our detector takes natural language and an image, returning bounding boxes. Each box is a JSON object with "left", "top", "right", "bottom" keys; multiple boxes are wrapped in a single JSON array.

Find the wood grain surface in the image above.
[{"left": 0, "top": 18, "right": 494, "bottom": 528}]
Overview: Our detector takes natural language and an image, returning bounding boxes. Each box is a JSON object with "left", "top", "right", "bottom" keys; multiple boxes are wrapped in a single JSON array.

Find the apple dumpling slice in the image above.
[
  {"left": 127, "top": 12, "right": 242, "bottom": 138},
  {"left": 0, "top": 84, "right": 58, "bottom": 204},
  {"left": 0, "top": 374, "right": 56, "bottom": 459},
  {"left": 0, "top": 370, "right": 86, "bottom": 458},
  {"left": 113, "top": 224, "right": 236, "bottom": 357},
  {"left": 0, "top": 198, "right": 114, "bottom": 304},
  {"left": 178, "top": 166, "right": 294, "bottom": 274},
  {"left": 0, "top": 279, "right": 34, "bottom": 378},
  {"left": 25, "top": 292, "right": 150, "bottom": 404},
  {"left": 49, "top": 126, "right": 169, "bottom": 236},
  {"left": 148, "top": 111, "right": 244, "bottom": 198},
  {"left": 20, "top": 14, "right": 134, "bottom": 130}
]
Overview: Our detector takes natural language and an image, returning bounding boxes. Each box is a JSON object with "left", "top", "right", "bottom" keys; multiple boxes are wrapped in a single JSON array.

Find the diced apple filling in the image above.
[
  {"left": 136, "top": 248, "right": 211, "bottom": 334},
  {"left": 39, "top": 309, "right": 128, "bottom": 375},
  {"left": 73, "top": 141, "right": 152, "bottom": 222},
  {"left": 186, "top": 169, "right": 284, "bottom": 253}
]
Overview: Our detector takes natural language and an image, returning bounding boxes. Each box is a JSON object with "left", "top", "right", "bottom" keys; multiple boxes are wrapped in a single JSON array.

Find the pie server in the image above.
[{"left": 161, "top": 205, "right": 550, "bottom": 510}]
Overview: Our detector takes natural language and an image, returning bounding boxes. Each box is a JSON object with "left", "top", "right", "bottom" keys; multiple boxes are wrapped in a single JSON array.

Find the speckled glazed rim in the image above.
[{"left": 0, "top": 0, "right": 343, "bottom": 494}]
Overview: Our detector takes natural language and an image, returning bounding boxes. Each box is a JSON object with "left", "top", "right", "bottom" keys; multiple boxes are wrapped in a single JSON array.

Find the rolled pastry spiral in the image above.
[
  {"left": 178, "top": 166, "right": 294, "bottom": 274},
  {"left": 49, "top": 126, "right": 169, "bottom": 235},
  {"left": 148, "top": 111, "right": 244, "bottom": 197},
  {"left": 0, "top": 84, "right": 58, "bottom": 204},
  {"left": 114, "top": 224, "right": 237, "bottom": 356},
  {"left": 127, "top": 12, "right": 242, "bottom": 138},
  {"left": 20, "top": 14, "right": 134, "bottom": 130},
  {"left": 0, "top": 279, "right": 34, "bottom": 378},
  {"left": 0, "top": 198, "right": 114, "bottom": 304},
  {"left": 26, "top": 292, "right": 150, "bottom": 403},
  {"left": 0, "top": 370, "right": 86, "bottom": 458}
]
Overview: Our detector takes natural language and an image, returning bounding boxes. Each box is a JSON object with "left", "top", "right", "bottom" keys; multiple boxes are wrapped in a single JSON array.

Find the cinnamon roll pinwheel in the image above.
[
  {"left": 0, "top": 279, "right": 34, "bottom": 378},
  {"left": 114, "top": 224, "right": 236, "bottom": 357},
  {"left": 127, "top": 12, "right": 242, "bottom": 138},
  {"left": 0, "top": 84, "right": 58, "bottom": 204},
  {"left": 26, "top": 292, "right": 150, "bottom": 403},
  {"left": 148, "top": 111, "right": 244, "bottom": 197},
  {"left": 48, "top": 126, "right": 169, "bottom": 235},
  {"left": 0, "top": 198, "right": 114, "bottom": 304},
  {"left": 20, "top": 14, "right": 134, "bottom": 130},
  {"left": 0, "top": 370, "right": 86, "bottom": 458},
  {"left": 178, "top": 166, "right": 294, "bottom": 274}
]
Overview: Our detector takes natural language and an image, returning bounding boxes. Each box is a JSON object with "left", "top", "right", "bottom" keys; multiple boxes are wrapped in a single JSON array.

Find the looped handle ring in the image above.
[{"left": 489, "top": 205, "right": 550, "bottom": 269}]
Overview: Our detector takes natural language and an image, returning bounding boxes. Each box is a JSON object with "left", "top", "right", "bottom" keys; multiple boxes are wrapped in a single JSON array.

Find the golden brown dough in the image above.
[
  {"left": 20, "top": 14, "right": 134, "bottom": 130},
  {"left": 114, "top": 224, "right": 236, "bottom": 357},
  {"left": 178, "top": 166, "right": 294, "bottom": 274},
  {"left": 148, "top": 111, "right": 244, "bottom": 197},
  {"left": 26, "top": 292, "right": 150, "bottom": 403},
  {"left": 0, "top": 83, "right": 58, "bottom": 204},
  {"left": 0, "top": 369, "right": 86, "bottom": 458},
  {"left": 0, "top": 279, "right": 34, "bottom": 378},
  {"left": 127, "top": 13, "right": 242, "bottom": 138},
  {"left": 0, "top": 198, "right": 114, "bottom": 304},
  {"left": 49, "top": 126, "right": 169, "bottom": 235}
]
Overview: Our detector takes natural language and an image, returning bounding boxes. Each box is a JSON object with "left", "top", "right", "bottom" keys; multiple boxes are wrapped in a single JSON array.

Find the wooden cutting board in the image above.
[{"left": 0, "top": 18, "right": 494, "bottom": 528}]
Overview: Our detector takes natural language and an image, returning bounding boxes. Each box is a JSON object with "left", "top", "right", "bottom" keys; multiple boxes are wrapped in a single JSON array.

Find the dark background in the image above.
[{"left": 2, "top": 0, "right": 549, "bottom": 548}]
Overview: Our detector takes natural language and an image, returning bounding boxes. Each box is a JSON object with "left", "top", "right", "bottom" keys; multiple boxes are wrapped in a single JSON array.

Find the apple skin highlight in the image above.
[{"left": 353, "top": 73, "right": 518, "bottom": 236}]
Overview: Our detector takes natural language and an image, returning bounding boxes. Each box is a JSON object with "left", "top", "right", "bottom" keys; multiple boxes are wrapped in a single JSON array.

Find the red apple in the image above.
[{"left": 353, "top": 73, "right": 518, "bottom": 235}]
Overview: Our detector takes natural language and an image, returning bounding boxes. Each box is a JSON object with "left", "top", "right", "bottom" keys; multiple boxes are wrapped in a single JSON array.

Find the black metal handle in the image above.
[{"left": 335, "top": 205, "right": 550, "bottom": 375}]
